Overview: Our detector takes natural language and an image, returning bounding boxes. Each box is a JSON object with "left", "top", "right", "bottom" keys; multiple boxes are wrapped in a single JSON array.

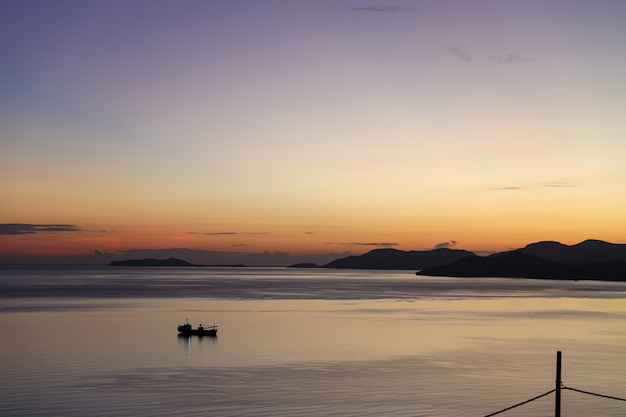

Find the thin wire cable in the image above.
[
  {"left": 564, "top": 386, "right": 626, "bottom": 402},
  {"left": 482, "top": 389, "right": 555, "bottom": 417}
]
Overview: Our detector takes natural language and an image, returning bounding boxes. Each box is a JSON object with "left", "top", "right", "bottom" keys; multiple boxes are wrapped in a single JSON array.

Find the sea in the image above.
[{"left": 1, "top": 265, "right": 625, "bottom": 417}]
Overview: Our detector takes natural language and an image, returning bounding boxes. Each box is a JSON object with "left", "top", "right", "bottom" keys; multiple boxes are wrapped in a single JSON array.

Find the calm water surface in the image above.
[{"left": 1, "top": 266, "right": 625, "bottom": 416}]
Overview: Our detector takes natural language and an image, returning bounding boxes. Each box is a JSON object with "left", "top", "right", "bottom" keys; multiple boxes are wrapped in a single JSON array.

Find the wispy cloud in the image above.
[
  {"left": 545, "top": 178, "right": 575, "bottom": 188},
  {"left": 435, "top": 240, "right": 457, "bottom": 249},
  {"left": 446, "top": 45, "right": 530, "bottom": 64},
  {"left": 0, "top": 223, "right": 82, "bottom": 235},
  {"left": 488, "top": 54, "right": 529, "bottom": 63},
  {"left": 188, "top": 231, "right": 271, "bottom": 236},
  {"left": 327, "top": 241, "right": 398, "bottom": 247},
  {"left": 446, "top": 46, "right": 474, "bottom": 62},
  {"left": 488, "top": 179, "right": 577, "bottom": 192},
  {"left": 488, "top": 186, "right": 524, "bottom": 191},
  {"left": 91, "top": 250, "right": 119, "bottom": 256},
  {"left": 349, "top": 5, "right": 416, "bottom": 13}
]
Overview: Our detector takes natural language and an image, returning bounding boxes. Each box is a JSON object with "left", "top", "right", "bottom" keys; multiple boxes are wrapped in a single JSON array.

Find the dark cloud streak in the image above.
[
  {"left": 435, "top": 240, "right": 457, "bottom": 249},
  {"left": 327, "top": 242, "right": 398, "bottom": 247},
  {"left": 488, "top": 186, "right": 523, "bottom": 191},
  {"left": 0, "top": 223, "right": 82, "bottom": 235},
  {"left": 446, "top": 46, "right": 473, "bottom": 62},
  {"left": 187, "top": 231, "right": 271, "bottom": 236}
]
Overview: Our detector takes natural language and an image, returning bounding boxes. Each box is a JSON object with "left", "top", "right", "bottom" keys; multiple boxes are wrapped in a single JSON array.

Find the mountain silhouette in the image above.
[
  {"left": 323, "top": 248, "right": 474, "bottom": 270},
  {"left": 417, "top": 250, "right": 626, "bottom": 281},
  {"left": 109, "top": 258, "right": 245, "bottom": 267},
  {"left": 520, "top": 239, "right": 626, "bottom": 264},
  {"left": 110, "top": 258, "right": 199, "bottom": 266}
]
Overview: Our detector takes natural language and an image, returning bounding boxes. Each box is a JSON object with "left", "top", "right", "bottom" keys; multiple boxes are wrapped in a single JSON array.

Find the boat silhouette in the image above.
[{"left": 177, "top": 320, "right": 218, "bottom": 337}]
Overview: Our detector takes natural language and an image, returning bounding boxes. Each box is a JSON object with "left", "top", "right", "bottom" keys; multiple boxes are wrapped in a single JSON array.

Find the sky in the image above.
[{"left": 1, "top": 0, "right": 626, "bottom": 265}]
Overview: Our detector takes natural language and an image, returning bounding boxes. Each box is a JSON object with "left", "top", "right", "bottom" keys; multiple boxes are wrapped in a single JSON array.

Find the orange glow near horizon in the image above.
[
  {"left": 2, "top": 2, "right": 625, "bottom": 263},
  {"left": 1, "top": 214, "right": 624, "bottom": 261}
]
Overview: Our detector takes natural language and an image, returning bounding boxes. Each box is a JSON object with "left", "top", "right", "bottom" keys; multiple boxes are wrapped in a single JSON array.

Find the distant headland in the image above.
[
  {"left": 289, "top": 239, "right": 626, "bottom": 282},
  {"left": 417, "top": 250, "right": 626, "bottom": 281},
  {"left": 109, "top": 258, "right": 246, "bottom": 267}
]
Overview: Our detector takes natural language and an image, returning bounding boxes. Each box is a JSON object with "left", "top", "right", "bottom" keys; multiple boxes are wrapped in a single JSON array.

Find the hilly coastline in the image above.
[
  {"left": 322, "top": 248, "right": 474, "bottom": 270},
  {"left": 417, "top": 250, "right": 626, "bottom": 281},
  {"left": 519, "top": 239, "right": 626, "bottom": 264},
  {"left": 110, "top": 240, "right": 626, "bottom": 281},
  {"left": 314, "top": 240, "right": 626, "bottom": 281}
]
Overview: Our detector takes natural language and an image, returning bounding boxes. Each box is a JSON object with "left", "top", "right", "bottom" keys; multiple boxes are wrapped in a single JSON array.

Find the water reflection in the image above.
[
  {"left": 1, "top": 267, "right": 625, "bottom": 417},
  {"left": 177, "top": 332, "right": 218, "bottom": 362},
  {"left": 2, "top": 265, "right": 626, "bottom": 301},
  {"left": 177, "top": 334, "right": 218, "bottom": 344}
]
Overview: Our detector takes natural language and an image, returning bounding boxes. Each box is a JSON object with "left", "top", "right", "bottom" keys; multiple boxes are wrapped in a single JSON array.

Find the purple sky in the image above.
[{"left": 2, "top": 1, "right": 626, "bottom": 264}]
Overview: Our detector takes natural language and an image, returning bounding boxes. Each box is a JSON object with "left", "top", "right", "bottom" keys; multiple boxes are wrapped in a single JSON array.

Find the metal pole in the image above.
[{"left": 555, "top": 351, "right": 562, "bottom": 417}]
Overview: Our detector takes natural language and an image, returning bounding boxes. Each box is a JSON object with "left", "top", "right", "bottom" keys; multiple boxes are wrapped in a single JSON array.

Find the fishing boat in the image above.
[{"left": 177, "top": 320, "right": 218, "bottom": 337}]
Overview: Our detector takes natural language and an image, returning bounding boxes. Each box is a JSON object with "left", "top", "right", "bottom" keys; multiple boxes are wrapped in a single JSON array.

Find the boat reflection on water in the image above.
[{"left": 177, "top": 320, "right": 218, "bottom": 337}]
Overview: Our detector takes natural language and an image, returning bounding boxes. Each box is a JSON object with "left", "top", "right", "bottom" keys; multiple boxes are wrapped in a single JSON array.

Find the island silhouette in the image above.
[
  {"left": 110, "top": 239, "right": 626, "bottom": 282},
  {"left": 109, "top": 258, "right": 245, "bottom": 267}
]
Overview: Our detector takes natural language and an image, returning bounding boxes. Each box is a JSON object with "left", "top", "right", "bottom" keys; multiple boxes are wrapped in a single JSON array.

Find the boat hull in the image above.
[
  {"left": 180, "top": 328, "right": 217, "bottom": 337},
  {"left": 177, "top": 323, "right": 217, "bottom": 337}
]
